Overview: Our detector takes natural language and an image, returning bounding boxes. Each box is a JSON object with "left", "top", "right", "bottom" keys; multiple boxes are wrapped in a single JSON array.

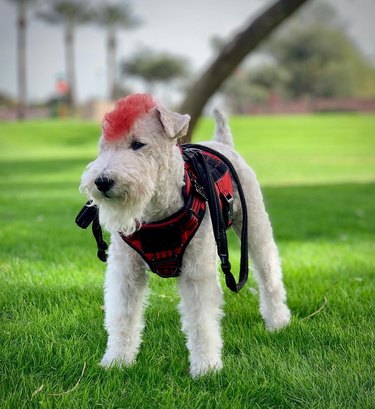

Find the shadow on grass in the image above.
[
  {"left": 1, "top": 153, "right": 374, "bottom": 268},
  {"left": 0, "top": 176, "right": 374, "bottom": 264},
  {"left": 238, "top": 182, "right": 373, "bottom": 243}
]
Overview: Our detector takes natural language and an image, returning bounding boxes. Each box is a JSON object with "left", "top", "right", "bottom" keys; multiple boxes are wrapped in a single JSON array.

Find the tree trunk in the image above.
[
  {"left": 17, "top": 2, "right": 27, "bottom": 120},
  {"left": 179, "top": 0, "right": 311, "bottom": 142},
  {"left": 107, "top": 29, "right": 116, "bottom": 100},
  {"left": 64, "top": 24, "right": 76, "bottom": 111}
]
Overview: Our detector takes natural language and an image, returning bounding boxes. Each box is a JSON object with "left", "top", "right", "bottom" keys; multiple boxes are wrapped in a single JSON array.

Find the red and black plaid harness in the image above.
[
  {"left": 119, "top": 146, "right": 234, "bottom": 278},
  {"left": 76, "top": 144, "right": 249, "bottom": 292}
]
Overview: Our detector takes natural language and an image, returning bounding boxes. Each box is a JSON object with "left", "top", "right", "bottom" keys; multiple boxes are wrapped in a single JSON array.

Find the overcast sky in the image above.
[{"left": 0, "top": 0, "right": 374, "bottom": 103}]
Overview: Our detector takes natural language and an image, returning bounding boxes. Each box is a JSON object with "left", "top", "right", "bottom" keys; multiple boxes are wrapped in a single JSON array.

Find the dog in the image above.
[{"left": 79, "top": 94, "right": 291, "bottom": 377}]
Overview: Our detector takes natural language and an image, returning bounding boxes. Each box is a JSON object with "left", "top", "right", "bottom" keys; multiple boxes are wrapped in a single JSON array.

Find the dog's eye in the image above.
[{"left": 131, "top": 141, "right": 146, "bottom": 151}]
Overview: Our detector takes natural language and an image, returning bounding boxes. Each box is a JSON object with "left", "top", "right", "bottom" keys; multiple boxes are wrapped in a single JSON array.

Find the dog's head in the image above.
[{"left": 80, "top": 94, "right": 190, "bottom": 234}]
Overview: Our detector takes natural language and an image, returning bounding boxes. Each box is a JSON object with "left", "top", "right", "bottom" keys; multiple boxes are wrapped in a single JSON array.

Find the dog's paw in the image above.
[
  {"left": 264, "top": 303, "right": 291, "bottom": 331},
  {"left": 190, "top": 359, "right": 223, "bottom": 378},
  {"left": 100, "top": 349, "right": 136, "bottom": 369}
]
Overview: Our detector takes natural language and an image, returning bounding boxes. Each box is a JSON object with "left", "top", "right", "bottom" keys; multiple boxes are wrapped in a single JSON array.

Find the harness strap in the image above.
[{"left": 182, "top": 144, "right": 249, "bottom": 293}]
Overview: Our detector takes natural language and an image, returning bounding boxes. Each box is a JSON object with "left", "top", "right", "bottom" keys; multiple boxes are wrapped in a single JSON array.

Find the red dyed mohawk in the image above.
[{"left": 103, "top": 94, "right": 157, "bottom": 141}]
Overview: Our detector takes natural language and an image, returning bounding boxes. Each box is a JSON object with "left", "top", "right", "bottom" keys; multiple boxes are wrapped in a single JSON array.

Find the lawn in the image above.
[{"left": 0, "top": 114, "right": 374, "bottom": 408}]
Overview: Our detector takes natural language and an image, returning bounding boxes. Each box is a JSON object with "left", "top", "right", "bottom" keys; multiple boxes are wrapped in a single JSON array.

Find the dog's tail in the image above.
[{"left": 213, "top": 109, "right": 234, "bottom": 148}]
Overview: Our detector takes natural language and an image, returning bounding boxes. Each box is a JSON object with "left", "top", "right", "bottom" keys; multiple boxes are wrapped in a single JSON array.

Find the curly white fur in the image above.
[{"left": 79, "top": 101, "right": 291, "bottom": 378}]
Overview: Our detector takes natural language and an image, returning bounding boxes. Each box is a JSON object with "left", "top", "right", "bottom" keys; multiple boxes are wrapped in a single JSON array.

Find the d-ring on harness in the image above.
[{"left": 75, "top": 144, "right": 249, "bottom": 293}]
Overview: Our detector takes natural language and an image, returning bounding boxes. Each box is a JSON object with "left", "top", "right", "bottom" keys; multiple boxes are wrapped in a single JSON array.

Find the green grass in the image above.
[{"left": 0, "top": 115, "right": 374, "bottom": 408}]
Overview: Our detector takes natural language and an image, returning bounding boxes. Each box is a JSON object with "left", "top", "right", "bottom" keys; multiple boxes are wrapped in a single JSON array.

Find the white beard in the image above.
[{"left": 95, "top": 177, "right": 156, "bottom": 235}]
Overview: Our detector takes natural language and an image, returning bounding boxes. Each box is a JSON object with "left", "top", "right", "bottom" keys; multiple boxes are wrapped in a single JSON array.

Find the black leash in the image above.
[
  {"left": 75, "top": 201, "right": 108, "bottom": 262},
  {"left": 182, "top": 144, "right": 249, "bottom": 293}
]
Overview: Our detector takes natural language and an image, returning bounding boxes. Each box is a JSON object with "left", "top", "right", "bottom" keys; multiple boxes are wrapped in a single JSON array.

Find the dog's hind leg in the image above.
[
  {"left": 100, "top": 234, "right": 148, "bottom": 368},
  {"left": 233, "top": 167, "right": 291, "bottom": 331}
]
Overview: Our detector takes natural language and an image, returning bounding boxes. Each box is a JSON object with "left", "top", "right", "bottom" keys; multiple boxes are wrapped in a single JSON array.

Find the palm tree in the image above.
[
  {"left": 122, "top": 49, "right": 189, "bottom": 96},
  {"left": 7, "top": 0, "right": 37, "bottom": 120},
  {"left": 37, "top": 0, "right": 92, "bottom": 111},
  {"left": 93, "top": 2, "right": 140, "bottom": 100}
]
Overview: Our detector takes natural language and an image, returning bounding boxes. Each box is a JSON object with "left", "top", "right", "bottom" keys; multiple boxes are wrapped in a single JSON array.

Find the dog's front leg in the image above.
[
  {"left": 178, "top": 228, "right": 224, "bottom": 378},
  {"left": 100, "top": 234, "right": 148, "bottom": 368}
]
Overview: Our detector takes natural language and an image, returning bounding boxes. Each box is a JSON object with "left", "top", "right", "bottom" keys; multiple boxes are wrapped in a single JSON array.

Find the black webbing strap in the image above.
[
  {"left": 183, "top": 144, "right": 249, "bottom": 293},
  {"left": 75, "top": 201, "right": 108, "bottom": 262}
]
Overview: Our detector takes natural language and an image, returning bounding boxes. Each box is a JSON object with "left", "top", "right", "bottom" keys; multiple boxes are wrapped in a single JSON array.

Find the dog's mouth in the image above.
[
  {"left": 95, "top": 186, "right": 129, "bottom": 203},
  {"left": 102, "top": 191, "right": 112, "bottom": 199}
]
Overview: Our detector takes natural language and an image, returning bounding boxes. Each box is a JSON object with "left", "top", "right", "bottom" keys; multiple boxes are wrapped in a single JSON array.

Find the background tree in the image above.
[
  {"left": 93, "top": 2, "right": 140, "bottom": 100},
  {"left": 264, "top": 2, "right": 375, "bottom": 98},
  {"left": 219, "top": 2, "right": 375, "bottom": 111},
  {"left": 222, "top": 64, "right": 290, "bottom": 113},
  {"left": 7, "top": 0, "right": 38, "bottom": 119},
  {"left": 37, "top": 0, "right": 92, "bottom": 111},
  {"left": 178, "top": 0, "right": 311, "bottom": 141},
  {"left": 122, "top": 49, "right": 189, "bottom": 95}
]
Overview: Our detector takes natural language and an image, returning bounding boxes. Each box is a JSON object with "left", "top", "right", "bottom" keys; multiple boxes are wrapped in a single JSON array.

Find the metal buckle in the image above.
[
  {"left": 192, "top": 178, "right": 207, "bottom": 201},
  {"left": 223, "top": 192, "right": 234, "bottom": 222}
]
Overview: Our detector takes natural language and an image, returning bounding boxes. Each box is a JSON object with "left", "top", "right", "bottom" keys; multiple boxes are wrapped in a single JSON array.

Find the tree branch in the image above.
[{"left": 179, "top": 0, "right": 311, "bottom": 142}]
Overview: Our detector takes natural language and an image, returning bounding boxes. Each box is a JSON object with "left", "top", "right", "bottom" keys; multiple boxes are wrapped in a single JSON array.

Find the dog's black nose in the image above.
[{"left": 94, "top": 177, "right": 114, "bottom": 193}]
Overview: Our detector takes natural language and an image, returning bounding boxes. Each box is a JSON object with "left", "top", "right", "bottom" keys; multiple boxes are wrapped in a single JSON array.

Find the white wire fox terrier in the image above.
[{"left": 79, "top": 94, "right": 291, "bottom": 378}]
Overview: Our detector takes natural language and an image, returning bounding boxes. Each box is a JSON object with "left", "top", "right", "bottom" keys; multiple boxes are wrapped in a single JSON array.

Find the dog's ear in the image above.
[{"left": 156, "top": 106, "right": 190, "bottom": 139}]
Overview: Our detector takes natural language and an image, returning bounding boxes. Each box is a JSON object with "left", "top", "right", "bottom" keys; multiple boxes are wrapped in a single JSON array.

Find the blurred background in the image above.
[
  {"left": 1, "top": 0, "right": 375, "bottom": 123},
  {"left": 1, "top": 2, "right": 375, "bottom": 406}
]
